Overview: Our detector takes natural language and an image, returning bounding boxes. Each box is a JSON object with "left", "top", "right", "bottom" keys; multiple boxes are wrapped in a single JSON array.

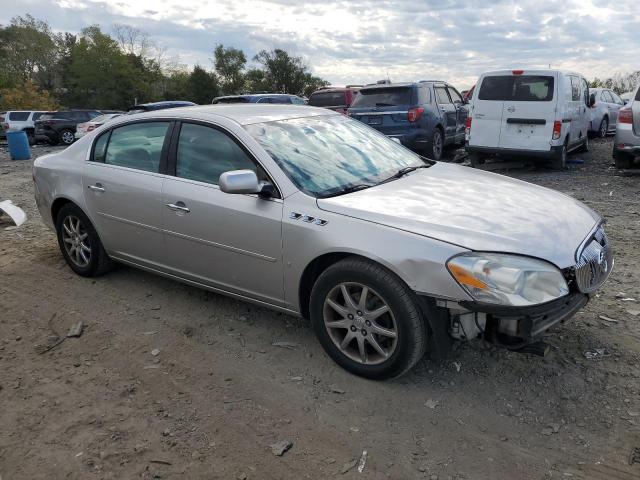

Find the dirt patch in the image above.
[{"left": 1, "top": 139, "right": 640, "bottom": 479}]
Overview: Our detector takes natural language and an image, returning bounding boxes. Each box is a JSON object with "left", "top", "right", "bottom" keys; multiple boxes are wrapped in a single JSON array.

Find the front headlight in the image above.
[{"left": 447, "top": 253, "right": 569, "bottom": 307}]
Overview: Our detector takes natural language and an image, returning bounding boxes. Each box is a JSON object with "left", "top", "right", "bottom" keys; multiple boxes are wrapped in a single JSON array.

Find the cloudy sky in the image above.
[{"left": 3, "top": 0, "right": 639, "bottom": 88}]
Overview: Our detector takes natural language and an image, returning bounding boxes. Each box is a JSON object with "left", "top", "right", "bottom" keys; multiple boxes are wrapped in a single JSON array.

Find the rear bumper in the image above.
[
  {"left": 466, "top": 144, "right": 560, "bottom": 159},
  {"left": 461, "top": 293, "right": 588, "bottom": 346}
]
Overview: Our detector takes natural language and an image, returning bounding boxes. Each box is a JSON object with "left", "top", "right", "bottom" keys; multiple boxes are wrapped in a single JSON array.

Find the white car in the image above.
[
  {"left": 588, "top": 88, "right": 625, "bottom": 138},
  {"left": 465, "top": 69, "right": 591, "bottom": 169},
  {"left": 1, "top": 110, "right": 48, "bottom": 144}
]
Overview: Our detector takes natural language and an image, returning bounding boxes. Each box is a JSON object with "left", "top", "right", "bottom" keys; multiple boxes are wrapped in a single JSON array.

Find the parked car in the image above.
[
  {"left": 34, "top": 110, "right": 102, "bottom": 145},
  {"left": 613, "top": 84, "right": 640, "bottom": 169},
  {"left": 33, "top": 105, "right": 612, "bottom": 379},
  {"left": 212, "top": 94, "right": 306, "bottom": 105},
  {"left": 466, "top": 69, "right": 591, "bottom": 169},
  {"left": 1, "top": 110, "right": 47, "bottom": 144},
  {"left": 621, "top": 91, "right": 635, "bottom": 104},
  {"left": 308, "top": 87, "right": 360, "bottom": 114},
  {"left": 588, "top": 88, "right": 625, "bottom": 138},
  {"left": 75, "top": 113, "right": 123, "bottom": 139},
  {"left": 347, "top": 81, "right": 468, "bottom": 160},
  {"left": 126, "top": 101, "right": 196, "bottom": 114}
]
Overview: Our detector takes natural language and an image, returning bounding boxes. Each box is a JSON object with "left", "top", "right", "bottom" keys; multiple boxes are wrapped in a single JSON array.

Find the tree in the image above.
[
  {"left": 0, "top": 79, "right": 57, "bottom": 111},
  {"left": 186, "top": 65, "right": 219, "bottom": 104},
  {"left": 253, "top": 49, "right": 321, "bottom": 95},
  {"left": 213, "top": 44, "right": 246, "bottom": 94},
  {"left": 0, "top": 15, "right": 60, "bottom": 90},
  {"left": 244, "top": 68, "right": 269, "bottom": 93},
  {"left": 112, "top": 23, "right": 152, "bottom": 57}
]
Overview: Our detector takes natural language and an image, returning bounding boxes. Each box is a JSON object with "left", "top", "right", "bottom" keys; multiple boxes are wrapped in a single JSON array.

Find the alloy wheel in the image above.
[
  {"left": 62, "top": 215, "right": 91, "bottom": 267},
  {"left": 323, "top": 282, "right": 398, "bottom": 365},
  {"left": 61, "top": 131, "right": 75, "bottom": 144},
  {"left": 600, "top": 120, "right": 608, "bottom": 138},
  {"left": 433, "top": 131, "right": 443, "bottom": 160}
]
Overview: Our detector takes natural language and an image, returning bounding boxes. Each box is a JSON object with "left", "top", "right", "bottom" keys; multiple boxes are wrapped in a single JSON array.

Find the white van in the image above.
[{"left": 465, "top": 69, "right": 591, "bottom": 169}]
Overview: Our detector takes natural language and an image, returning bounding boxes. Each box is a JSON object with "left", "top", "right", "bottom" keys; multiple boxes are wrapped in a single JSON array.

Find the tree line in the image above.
[
  {"left": 589, "top": 71, "right": 640, "bottom": 95},
  {"left": 0, "top": 15, "right": 329, "bottom": 111}
]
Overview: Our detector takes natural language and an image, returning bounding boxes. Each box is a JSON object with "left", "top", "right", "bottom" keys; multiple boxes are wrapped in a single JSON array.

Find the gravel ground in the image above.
[{"left": 1, "top": 139, "right": 639, "bottom": 480}]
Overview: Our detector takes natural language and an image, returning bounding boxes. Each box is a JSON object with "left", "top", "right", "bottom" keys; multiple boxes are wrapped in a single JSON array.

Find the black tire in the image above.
[
  {"left": 59, "top": 129, "right": 75, "bottom": 145},
  {"left": 425, "top": 128, "right": 444, "bottom": 161},
  {"left": 55, "top": 203, "right": 113, "bottom": 277},
  {"left": 577, "top": 134, "right": 589, "bottom": 153},
  {"left": 598, "top": 118, "right": 608, "bottom": 138},
  {"left": 551, "top": 140, "right": 568, "bottom": 170},
  {"left": 26, "top": 130, "right": 36, "bottom": 146},
  {"left": 309, "top": 257, "right": 428, "bottom": 380},
  {"left": 614, "top": 150, "right": 632, "bottom": 169},
  {"left": 468, "top": 152, "right": 486, "bottom": 168}
]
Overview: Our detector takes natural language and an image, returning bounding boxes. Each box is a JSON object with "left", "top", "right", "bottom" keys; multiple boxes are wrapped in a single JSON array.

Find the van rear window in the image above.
[
  {"left": 351, "top": 87, "right": 413, "bottom": 107},
  {"left": 309, "top": 91, "right": 346, "bottom": 108},
  {"left": 478, "top": 76, "right": 554, "bottom": 102}
]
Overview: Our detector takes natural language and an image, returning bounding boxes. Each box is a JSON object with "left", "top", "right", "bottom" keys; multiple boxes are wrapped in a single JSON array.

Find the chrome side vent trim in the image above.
[{"left": 289, "top": 212, "right": 328, "bottom": 226}]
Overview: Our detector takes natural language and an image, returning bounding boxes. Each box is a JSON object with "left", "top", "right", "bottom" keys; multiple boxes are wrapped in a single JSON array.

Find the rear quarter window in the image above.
[
  {"left": 351, "top": 87, "right": 413, "bottom": 107},
  {"left": 309, "top": 91, "right": 346, "bottom": 107},
  {"left": 8, "top": 112, "right": 30, "bottom": 121}
]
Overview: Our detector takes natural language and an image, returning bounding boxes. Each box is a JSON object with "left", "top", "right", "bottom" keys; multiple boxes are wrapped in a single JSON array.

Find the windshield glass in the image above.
[
  {"left": 244, "top": 114, "right": 425, "bottom": 197},
  {"left": 350, "top": 87, "right": 413, "bottom": 107}
]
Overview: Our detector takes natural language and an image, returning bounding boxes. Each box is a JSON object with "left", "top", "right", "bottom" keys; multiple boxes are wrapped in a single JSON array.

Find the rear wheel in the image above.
[
  {"left": 310, "top": 257, "right": 428, "bottom": 379},
  {"left": 577, "top": 134, "right": 589, "bottom": 153},
  {"left": 55, "top": 203, "right": 113, "bottom": 277},
  {"left": 426, "top": 128, "right": 444, "bottom": 161},
  {"left": 614, "top": 149, "right": 632, "bottom": 169},
  {"left": 598, "top": 118, "right": 609, "bottom": 138},
  {"left": 551, "top": 140, "right": 568, "bottom": 170},
  {"left": 26, "top": 130, "right": 36, "bottom": 146}
]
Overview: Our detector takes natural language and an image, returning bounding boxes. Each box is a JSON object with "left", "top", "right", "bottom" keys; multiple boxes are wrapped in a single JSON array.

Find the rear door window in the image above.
[
  {"left": 610, "top": 92, "right": 623, "bottom": 105},
  {"left": 104, "top": 122, "right": 170, "bottom": 173},
  {"left": 435, "top": 86, "right": 452, "bottom": 104},
  {"left": 478, "top": 75, "right": 554, "bottom": 101},
  {"left": 8, "top": 112, "right": 30, "bottom": 121},
  {"left": 601, "top": 91, "right": 614, "bottom": 103},
  {"left": 447, "top": 87, "right": 463, "bottom": 103},
  {"left": 351, "top": 87, "right": 413, "bottom": 107},
  {"left": 175, "top": 123, "right": 260, "bottom": 185},
  {"left": 309, "top": 91, "right": 346, "bottom": 107}
]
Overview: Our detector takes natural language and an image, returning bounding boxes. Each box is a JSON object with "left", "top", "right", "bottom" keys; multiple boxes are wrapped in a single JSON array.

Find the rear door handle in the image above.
[
  {"left": 165, "top": 202, "right": 190, "bottom": 213},
  {"left": 88, "top": 184, "right": 105, "bottom": 192}
]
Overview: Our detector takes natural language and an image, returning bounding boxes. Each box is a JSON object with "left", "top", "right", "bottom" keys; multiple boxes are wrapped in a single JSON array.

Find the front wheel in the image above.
[
  {"left": 59, "top": 129, "right": 75, "bottom": 145},
  {"left": 309, "top": 257, "right": 428, "bottom": 379},
  {"left": 598, "top": 118, "right": 609, "bottom": 138},
  {"left": 425, "top": 128, "right": 444, "bottom": 161},
  {"left": 55, "top": 203, "right": 113, "bottom": 277}
]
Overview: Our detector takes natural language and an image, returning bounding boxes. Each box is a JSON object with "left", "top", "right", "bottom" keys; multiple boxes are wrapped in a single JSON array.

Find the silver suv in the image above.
[
  {"left": 33, "top": 105, "right": 613, "bottom": 379},
  {"left": 613, "top": 85, "right": 640, "bottom": 168}
]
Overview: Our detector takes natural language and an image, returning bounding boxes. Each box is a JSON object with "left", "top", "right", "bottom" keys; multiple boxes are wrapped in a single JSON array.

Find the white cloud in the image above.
[{"left": 3, "top": 0, "right": 639, "bottom": 89}]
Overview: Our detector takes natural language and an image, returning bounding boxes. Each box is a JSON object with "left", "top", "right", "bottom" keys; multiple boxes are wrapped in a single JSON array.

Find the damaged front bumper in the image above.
[{"left": 433, "top": 292, "right": 589, "bottom": 351}]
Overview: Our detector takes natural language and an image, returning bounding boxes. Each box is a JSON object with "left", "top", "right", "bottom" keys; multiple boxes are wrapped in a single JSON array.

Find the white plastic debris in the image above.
[
  {"left": 0, "top": 200, "right": 27, "bottom": 227},
  {"left": 357, "top": 450, "right": 368, "bottom": 473}
]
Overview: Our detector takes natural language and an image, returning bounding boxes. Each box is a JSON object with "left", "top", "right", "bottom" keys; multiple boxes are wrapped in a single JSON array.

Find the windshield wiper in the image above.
[
  {"left": 378, "top": 164, "right": 431, "bottom": 185},
  {"left": 320, "top": 184, "right": 374, "bottom": 198}
]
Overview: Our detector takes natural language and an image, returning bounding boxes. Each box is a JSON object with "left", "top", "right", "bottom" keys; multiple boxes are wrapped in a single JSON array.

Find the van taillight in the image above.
[
  {"left": 512, "top": 70, "right": 524, "bottom": 75},
  {"left": 465, "top": 116, "right": 472, "bottom": 136},
  {"left": 552, "top": 120, "right": 562, "bottom": 140},
  {"left": 619, "top": 107, "right": 633, "bottom": 124},
  {"left": 407, "top": 107, "right": 424, "bottom": 122}
]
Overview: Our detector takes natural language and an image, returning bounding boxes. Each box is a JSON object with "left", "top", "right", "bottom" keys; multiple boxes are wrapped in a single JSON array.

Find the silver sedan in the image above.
[{"left": 33, "top": 105, "right": 613, "bottom": 379}]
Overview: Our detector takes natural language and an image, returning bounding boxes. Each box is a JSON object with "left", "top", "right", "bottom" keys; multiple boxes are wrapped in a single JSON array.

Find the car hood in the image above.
[{"left": 317, "top": 163, "right": 600, "bottom": 268}]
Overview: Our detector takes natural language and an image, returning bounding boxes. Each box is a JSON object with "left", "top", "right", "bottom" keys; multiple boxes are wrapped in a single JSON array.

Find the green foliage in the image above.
[
  {"left": 590, "top": 72, "right": 640, "bottom": 95},
  {"left": 0, "top": 15, "right": 328, "bottom": 108},
  {"left": 187, "top": 65, "right": 219, "bottom": 104},
  {"left": 213, "top": 44, "right": 247, "bottom": 94}
]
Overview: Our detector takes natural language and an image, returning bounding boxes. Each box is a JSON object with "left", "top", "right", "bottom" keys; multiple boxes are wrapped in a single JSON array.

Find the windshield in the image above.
[
  {"left": 244, "top": 114, "right": 426, "bottom": 197},
  {"left": 350, "top": 87, "right": 413, "bottom": 108}
]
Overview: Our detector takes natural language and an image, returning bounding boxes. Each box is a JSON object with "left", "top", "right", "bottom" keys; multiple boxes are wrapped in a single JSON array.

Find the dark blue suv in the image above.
[{"left": 347, "top": 81, "right": 468, "bottom": 160}]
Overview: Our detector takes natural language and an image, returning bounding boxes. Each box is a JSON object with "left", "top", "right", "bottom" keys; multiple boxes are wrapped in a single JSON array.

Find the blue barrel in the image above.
[{"left": 6, "top": 130, "right": 31, "bottom": 160}]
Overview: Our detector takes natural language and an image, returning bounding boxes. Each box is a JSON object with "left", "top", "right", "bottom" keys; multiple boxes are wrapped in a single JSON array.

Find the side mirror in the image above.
[
  {"left": 589, "top": 93, "right": 596, "bottom": 107},
  {"left": 219, "top": 169, "right": 274, "bottom": 197}
]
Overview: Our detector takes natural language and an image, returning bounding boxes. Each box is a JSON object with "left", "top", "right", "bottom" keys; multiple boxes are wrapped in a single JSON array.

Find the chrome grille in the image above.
[{"left": 575, "top": 225, "right": 613, "bottom": 293}]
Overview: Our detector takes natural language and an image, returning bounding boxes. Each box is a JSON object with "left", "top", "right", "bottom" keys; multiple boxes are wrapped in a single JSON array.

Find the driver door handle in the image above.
[
  {"left": 88, "top": 184, "right": 105, "bottom": 192},
  {"left": 166, "top": 202, "right": 190, "bottom": 213}
]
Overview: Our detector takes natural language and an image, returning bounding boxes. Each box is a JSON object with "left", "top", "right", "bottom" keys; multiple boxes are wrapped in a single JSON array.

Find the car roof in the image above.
[{"left": 117, "top": 104, "right": 337, "bottom": 126}]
